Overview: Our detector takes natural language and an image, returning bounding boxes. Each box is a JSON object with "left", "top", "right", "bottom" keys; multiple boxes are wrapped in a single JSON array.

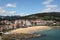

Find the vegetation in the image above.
[
  {"left": 22, "top": 12, "right": 60, "bottom": 22},
  {"left": 0, "top": 12, "right": 60, "bottom": 22}
]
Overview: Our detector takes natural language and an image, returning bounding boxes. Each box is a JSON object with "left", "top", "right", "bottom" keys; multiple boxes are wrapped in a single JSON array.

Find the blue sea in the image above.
[{"left": 29, "top": 28, "right": 60, "bottom": 40}]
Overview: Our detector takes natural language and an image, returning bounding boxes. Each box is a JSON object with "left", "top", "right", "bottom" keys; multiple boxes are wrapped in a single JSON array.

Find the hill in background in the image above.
[
  {"left": 22, "top": 12, "right": 60, "bottom": 22},
  {"left": 0, "top": 12, "right": 60, "bottom": 22}
]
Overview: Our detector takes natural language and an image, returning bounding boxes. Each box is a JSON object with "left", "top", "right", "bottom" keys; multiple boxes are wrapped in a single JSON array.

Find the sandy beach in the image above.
[{"left": 9, "top": 26, "right": 52, "bottom": 34}]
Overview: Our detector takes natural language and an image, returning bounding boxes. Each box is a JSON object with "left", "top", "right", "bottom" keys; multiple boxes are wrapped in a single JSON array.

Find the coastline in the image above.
[
  {"left": 3, "top": 26, "right": 60, "bottom": 40},
  {"left": 9, "top": 26, "right": 52, "bottom": 34}
]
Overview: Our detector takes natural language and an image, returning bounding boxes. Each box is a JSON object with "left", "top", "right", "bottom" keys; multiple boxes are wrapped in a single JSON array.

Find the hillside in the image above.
[
  {"left": 22, "top": 12, "right": 60, "bottom": 22},
  {"left": 0, "top": 12, "right": 60, "bottom": 22},
  {"left": 0, "top": 16, "right": 21, "bottom": 21}
]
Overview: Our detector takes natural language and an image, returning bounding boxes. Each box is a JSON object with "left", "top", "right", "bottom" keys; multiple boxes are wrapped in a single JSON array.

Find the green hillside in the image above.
[
  {"left": 0, "top": 12, "right": 60, "bottom": 22},
  {"left": 22, "top": 12, "right": 60, "bottom": 22}
]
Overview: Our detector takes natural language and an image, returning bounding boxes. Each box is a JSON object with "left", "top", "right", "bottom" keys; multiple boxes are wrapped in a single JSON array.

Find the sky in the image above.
[{"left": 0, "top": 0, "right": 60, "bottom": 16}]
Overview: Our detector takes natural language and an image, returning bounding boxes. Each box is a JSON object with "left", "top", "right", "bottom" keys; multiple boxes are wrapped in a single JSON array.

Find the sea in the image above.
[{"left": 28, "top": 28, "right": 60, "bottom": 40}]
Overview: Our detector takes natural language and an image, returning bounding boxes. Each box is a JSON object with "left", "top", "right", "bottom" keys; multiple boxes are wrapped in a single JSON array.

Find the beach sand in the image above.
[{"left": 10, "top": 26, "right": 52, "bottom": 34}]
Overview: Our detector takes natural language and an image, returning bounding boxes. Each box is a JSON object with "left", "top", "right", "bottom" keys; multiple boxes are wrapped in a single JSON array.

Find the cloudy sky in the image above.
[{"left": 0, "top": 0, "right": 60, "bottom": 16}]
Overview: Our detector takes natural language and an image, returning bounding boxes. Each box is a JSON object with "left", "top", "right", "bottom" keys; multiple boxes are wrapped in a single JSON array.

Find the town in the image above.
[{"left": 0, "top": 18, "right": 60, "bottom": 32}]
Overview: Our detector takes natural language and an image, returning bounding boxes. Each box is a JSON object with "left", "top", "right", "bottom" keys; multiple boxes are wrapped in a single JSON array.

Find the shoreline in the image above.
[
  {"left": 3, "top": 26, "right": 60, "bottom": 40},
  {"left": 9, "top": 26, "right": 52, "bottom": 34}
]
